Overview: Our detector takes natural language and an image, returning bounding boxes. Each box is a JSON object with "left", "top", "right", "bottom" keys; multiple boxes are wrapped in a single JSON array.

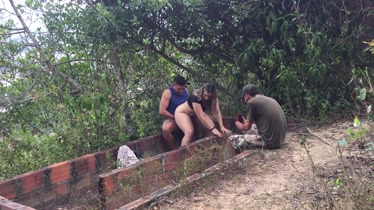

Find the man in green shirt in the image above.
[{"left": 233, "top": 84, "right": 287, "bottom": 149}]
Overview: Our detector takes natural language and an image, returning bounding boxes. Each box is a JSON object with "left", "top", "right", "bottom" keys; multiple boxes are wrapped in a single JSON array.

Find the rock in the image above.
[
  {"left": 164, "top": 199, "right": 174, "bottom": 205},
  {"left": 192, "top": 197, "right": 204, "bottom": 202}
]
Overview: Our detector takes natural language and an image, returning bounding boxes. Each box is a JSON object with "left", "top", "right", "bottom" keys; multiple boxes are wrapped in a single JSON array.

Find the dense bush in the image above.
[{"left": 0, "top": 0, "right": 373, "bottom": 180}]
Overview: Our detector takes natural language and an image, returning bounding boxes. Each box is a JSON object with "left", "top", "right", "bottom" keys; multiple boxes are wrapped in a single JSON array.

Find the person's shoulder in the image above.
[
  {"left": 255, "top": 95, "right": 279, "bottom": 104},
  {"left": 253, "top": 94, "right": 268, "bottom": 100},
  {"left": 161, "top": 88, "right": 172, "bottom": 97},
  {"left": 163, "top": 86, "right": 173, "bottom": 92},
  {"left": 182, "top": 88, "right": 189, "bottom": 96},
  {"left": 186, "top": 94, "right": 195, "bottom": 101},
  {"left": 189, "top": 94, "right": 198, "bottom": 100},
  {"left": 248, "top": 95, "right": 263, "bottom": 104},
  {"left": 260, "top": 95, "right": 277, "bottom": 101}
]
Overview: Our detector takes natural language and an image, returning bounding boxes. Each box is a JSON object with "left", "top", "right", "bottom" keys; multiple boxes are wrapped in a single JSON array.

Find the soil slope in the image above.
[{"left": 155, "top": 120, "right": 373, "bottom": 210}]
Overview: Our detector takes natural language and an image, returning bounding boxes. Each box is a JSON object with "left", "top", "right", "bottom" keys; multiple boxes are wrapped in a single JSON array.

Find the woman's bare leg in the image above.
[{"left": 175, "top": 112, "right": 195, "bottom": 146}]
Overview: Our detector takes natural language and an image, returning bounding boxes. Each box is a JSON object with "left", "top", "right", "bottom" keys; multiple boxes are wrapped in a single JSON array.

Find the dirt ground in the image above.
[{"left": 150, "top": 119, "right": 374, "bottom": 210}]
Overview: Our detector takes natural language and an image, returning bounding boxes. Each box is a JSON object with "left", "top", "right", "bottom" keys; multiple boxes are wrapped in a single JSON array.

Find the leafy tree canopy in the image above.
[{"left": 0, "top": 0, "right": 373, "bottom": 179}]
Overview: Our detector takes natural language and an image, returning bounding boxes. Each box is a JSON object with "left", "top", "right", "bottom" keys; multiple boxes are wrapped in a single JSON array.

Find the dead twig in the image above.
[{"left": 306, "top": 127, "right": 333, "bottom": 147}]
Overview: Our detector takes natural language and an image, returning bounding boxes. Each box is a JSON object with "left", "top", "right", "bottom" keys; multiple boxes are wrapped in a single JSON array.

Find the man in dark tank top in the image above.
[{"left": 159, "top": 76, "right": 188, "bottom": 149}]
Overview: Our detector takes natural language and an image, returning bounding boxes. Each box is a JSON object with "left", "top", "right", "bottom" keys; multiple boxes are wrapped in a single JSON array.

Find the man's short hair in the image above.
[{"left": 173, "top": 75, "right": 187, "bottom": 86}]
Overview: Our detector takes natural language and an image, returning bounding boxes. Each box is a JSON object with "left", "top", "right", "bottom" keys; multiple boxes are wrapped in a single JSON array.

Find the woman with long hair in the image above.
[{"left": 175, "top": 83, "right": 231, "bottom": 147}]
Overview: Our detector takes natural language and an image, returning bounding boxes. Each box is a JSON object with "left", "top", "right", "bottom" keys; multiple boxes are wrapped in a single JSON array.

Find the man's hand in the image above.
[{"left": 235, "top": 117, "right": 248, "bottom": 130}]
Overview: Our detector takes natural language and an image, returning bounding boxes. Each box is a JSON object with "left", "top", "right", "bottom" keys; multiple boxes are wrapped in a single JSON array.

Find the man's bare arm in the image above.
[
  {"left": 159, "top": 89, "right": 174, "bottom": 119},
  {"left": 235, "top": 116, "right": 252, "bottom": 131}
]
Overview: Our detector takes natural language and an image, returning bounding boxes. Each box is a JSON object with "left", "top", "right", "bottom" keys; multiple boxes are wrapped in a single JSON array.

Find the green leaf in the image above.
[
  {"left": 359, "top": 88, "right": 366, "bottom": 101},
  {"left": 353, "top": 116, "right": 360, "bottom": 127},
  {"left": 25, "top": 0, "right": 33, "bottom": 7}
]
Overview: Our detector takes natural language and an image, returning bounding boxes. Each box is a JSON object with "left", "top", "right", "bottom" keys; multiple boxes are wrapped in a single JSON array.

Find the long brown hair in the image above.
[{"left": 193, "top": 83, "right": 218, "bottom": 120}]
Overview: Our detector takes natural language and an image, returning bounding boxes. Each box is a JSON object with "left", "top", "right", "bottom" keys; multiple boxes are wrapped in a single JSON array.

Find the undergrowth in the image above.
[{"left": 303, "top": 118, "right": 374, "bottom": 209}]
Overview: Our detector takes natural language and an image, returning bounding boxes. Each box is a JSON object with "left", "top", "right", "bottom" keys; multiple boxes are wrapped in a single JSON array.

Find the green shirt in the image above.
[{"left": 246, "top": 95, "right": 287, "bottom": 149}]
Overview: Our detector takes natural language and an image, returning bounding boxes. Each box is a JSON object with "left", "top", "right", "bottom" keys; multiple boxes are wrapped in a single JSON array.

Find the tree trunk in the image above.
[{"left": 110, "top": 41, "right": 136, "bottom": 140}]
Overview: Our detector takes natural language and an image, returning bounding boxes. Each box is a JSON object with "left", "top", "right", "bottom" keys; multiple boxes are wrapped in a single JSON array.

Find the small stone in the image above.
[
  {"left": 192, "top": 197, "right": 204, "bottom": 202},
  {"left": 165, "top": 199, "right": 174, "bottom": 205}
]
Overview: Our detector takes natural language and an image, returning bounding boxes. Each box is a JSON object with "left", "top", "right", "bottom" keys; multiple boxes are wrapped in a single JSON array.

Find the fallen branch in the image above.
[{"left": 306, "top": 127, "right": 333, "bottom": 147}]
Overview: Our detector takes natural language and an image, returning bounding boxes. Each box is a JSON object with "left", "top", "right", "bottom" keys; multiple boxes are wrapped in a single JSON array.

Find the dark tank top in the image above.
[
  {"left": 187, "top": 95, "right": 206, "bottom": 111},
  {"left": 166, "top": 86, "right": 188, "bottom": 115}
]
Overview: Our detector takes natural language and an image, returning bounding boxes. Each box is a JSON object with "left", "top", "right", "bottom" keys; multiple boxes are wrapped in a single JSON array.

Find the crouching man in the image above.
[{"left": 232, "top": 84, "right": 287, "bottom": 149}]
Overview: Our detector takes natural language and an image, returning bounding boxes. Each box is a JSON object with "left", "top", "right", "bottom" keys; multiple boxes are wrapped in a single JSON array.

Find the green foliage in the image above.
[
  {"left": 351, "top": 66, "right": 374, "bottom": 121},
  {"left": 303, "top": 120, "right": 374, "bottom": 209},
  {"left": 346, "top": 126, "right": 369, "bottom": 141},
  {"left": 1, "top": 0, "right": 374, "bottom": 180},
  {"left": 96, "top": 0, "right": 371, "bottom": 118},
  {"left": 329, "top": 177, "right": 343, "bottom": 188},
  {"left": 363, "top": 40, "right": 374, "bottom": 55},
  {"left": 0, "top": 129, "right": 70, "bottom": 180}
]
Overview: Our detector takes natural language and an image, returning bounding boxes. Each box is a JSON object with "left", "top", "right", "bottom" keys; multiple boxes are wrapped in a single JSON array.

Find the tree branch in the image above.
[
  {"left": 0, "top": 26, "right": 25, "bottom": 31},
  {"left": 54, "top": 58, "right": 98, "bottom": 66},
  {"left": 1, "top": 31, "right": 26, "bottom": 35},
  {"left": 0, "top": 41, "right": 36, "bottom": 47},
  {"left": 142, "top": 41, "right": 235, "bottom": 98},
  {"left": 8, "top": 0, "right": 85, "bottom": 93}
]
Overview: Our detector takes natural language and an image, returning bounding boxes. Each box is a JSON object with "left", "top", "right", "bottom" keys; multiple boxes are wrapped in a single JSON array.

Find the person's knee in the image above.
[
  {"left": 163, "top": 121, "right": 175, "bottom": 132},
  {"left": 162, "top": 125, "right": 171, "bottom": 133},
  {"left": 181, "top": 130, "right": 194, "bottom": 146},
  {"left": 183, "top": 129, "right": 194, "bottom": 138}
]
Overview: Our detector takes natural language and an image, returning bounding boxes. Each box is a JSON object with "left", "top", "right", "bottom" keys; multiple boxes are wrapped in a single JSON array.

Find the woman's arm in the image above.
[
  {"left": 215, "top": 99, "right": 231, "bottom": 133},
  {"left": 192, "top": 102, "right": 223, "bottom": 137},
  {"left": 192, "top": 102, "right": 214, "bottom": 129}
]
